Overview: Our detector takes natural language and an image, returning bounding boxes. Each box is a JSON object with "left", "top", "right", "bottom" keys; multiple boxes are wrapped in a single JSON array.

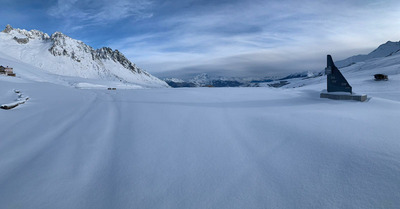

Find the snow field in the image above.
[
  {"left": 1, "top": 78, "right": 400, "bottom": 209},
  {"left": 1, "top": 30, "right": 400, "bottom": 208},
  {"left": 0, "top": 89, "right": 29, "bottom": 109}
]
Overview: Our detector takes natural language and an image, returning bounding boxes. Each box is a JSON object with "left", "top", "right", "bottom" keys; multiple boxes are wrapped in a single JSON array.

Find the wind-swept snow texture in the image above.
[
  {"left": 1, "top": 32, "right": 400, "bottom": 208},
  {"left": 0, "top": 25, "right": 168, "bottom": 88},
  {"left": 1, "top": 63, "right": 400, "bottom": 208}
]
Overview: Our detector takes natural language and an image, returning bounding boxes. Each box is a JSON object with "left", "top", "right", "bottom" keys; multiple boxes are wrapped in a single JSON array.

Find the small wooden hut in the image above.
[{"left": 0, "top": 66, "right": 15, "bottom": 76}]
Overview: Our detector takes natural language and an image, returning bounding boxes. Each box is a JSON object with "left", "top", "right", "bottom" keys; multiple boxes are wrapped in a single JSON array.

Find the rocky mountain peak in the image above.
[
  {"left": 1, "top": 25, "right": 167, "bottom": 87},
  {"left": 95, "top": 47, "right": 147, "bottom": 75},
  {"left": 45, "top": 31, "right": 144, "bottom": 75},
  {"left": 189, "top": 73, "right": 212, "bottom": 86},
  {"left": 50, "top": 31, "right": 67, "bottom": 39},
  {"left": 48, "top": 31, "right": 94, "bottom": 63},
  {"left": 2, "top": 24, "right": 50, "bottom": 40},
  {"left": 3, "top": 24, "right": 13, "bottom": 33}
]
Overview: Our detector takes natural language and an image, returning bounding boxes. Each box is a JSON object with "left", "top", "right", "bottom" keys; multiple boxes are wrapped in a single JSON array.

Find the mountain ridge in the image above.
[
  {"left": 0, "top": 24, "right": 168, "bottom": 88},
  {"left": 336, "top": 40, "right": 400, "bottom": 68}
]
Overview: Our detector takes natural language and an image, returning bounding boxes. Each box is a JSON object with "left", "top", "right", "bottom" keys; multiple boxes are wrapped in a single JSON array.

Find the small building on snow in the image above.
[{"left": 0, "top": 66, "right": 15, "bottom": 76}]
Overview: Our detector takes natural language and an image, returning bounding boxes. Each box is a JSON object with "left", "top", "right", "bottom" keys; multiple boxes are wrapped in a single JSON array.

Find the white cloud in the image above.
[
  {"left": 48, "top": 0, "right": 153, "bottom": 30},
  {"left": 109, "top": 0, "right": 400, "bottom": 77}
]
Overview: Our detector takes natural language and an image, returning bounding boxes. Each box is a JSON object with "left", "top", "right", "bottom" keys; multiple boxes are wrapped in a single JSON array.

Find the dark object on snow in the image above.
[
  {"left": 325, "top": 55, "right": 352, "bottom": 93},
  {"left": 1, "top": 98, "right": 29, "bottom": 110},
  {"left": 0, "top": 103, "right": 19, "bottom": 110},
  {"left": 107, "top": 88, "right": 117, "bottom": 90},
  {"left": 211, "top": 80, "right": 242, "bottom": 87},
  {"left": 13, "top": 36, "right": 29, "bottom": 44},
  {"left": 374, "top": 74, "right": 388, "bottom": 81},
  {"left": 165, "top": 81, "right": 196, "bottom": 88},
  {"left": 268, "top": 81, "right": 289, "bottom": 88}
]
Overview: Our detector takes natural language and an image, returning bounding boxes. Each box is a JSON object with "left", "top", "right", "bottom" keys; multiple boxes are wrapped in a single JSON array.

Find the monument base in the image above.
[{"left": 320, "top": 90, "right": 367, "bottom": 102}]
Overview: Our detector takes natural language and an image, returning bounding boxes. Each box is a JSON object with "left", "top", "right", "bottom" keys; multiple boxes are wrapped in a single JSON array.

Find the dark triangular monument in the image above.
[
  {"left": 320, "top": 55, "right": 367, "bottom": 102},
  {"left": 326, "top": 55, "right": 352, "bottom": 93}
]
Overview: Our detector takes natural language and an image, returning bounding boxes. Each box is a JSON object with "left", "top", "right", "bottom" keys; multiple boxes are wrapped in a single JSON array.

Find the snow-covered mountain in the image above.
[
  {"left": 0, "top": 25, "right": 168, "bottom": 88},
  {"left": 189, "top": 73, "right": 212, "bottom": 86},
  {"left": 164, "top": 72, "right": 319, "bottom": 88},
  {"left": 335, "top": 40, "right": 400, "bottom": 68},
  {"left": 165, "top": 73, "right": 245, "bottom": 87}
]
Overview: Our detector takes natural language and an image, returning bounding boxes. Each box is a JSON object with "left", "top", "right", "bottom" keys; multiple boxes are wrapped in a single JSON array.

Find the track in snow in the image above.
[{"left": 1, "top": 82, "right": 400, "bottom": 209}]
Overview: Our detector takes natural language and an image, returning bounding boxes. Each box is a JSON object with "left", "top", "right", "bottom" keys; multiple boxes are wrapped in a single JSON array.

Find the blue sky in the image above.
[{"left": 2, "top": 0, "right": 400, "bottom": 78}]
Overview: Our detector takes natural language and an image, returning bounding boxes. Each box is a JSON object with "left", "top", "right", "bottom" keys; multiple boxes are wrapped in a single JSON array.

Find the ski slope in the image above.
[{"left": 1, "top": 70, "right": 400, "bottom": 208}]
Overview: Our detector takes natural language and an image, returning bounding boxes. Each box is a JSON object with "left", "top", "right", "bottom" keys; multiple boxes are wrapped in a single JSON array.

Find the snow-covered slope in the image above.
[
  {"left": 0, "top": 25, "right": 168, "bottom": 88},
  {"left": 335, "top": 40, "right": 400, "bottom": 68},
  {"left": 1, "top": 69, "right": 400, "bottom": 208}
]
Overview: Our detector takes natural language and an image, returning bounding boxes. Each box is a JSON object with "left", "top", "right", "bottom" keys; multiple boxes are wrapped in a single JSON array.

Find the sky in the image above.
[{"left": 1, "top": 0, "right": 400, "bottom": 78}]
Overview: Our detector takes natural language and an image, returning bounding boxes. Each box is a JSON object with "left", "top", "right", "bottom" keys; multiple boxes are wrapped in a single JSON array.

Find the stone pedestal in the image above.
[{"left": 320, "top": 90, "right": 367, "bottom": 102}]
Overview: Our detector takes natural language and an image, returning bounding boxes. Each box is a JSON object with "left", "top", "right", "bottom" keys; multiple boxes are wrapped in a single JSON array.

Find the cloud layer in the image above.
[
  {"left": 104, "top": 0, "right": 400, "bottom": 78},
  {"left": 47, "top": 0, "right": 153, "bottom": 31}
]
